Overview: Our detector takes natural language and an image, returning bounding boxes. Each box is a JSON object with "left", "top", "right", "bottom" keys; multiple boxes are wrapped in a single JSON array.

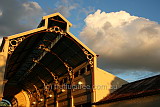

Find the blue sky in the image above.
[
  {"left": 33, "top": 0, "right": 160, "bottom": 36},
  {"left": 0, "top": 0, "right": 160, "bottom": 82},
  {"left": 34, "top": 0, "right": 160, "bottom": 82}
]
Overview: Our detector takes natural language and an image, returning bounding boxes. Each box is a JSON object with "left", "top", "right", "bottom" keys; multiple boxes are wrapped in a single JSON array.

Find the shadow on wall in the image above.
[{"left": 94, "top": 68, "right": 128, "bottom": 103}]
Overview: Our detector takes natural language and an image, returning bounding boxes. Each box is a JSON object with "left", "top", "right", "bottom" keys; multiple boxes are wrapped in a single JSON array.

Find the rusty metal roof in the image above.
[{"left": 94, "top": 74, "right": 160, "bottom": 105}]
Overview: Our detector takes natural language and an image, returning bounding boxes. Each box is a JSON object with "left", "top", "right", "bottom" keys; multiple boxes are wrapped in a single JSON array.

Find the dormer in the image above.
[{"left": 38, "top": 13, "right": 72, "bottom": 32}]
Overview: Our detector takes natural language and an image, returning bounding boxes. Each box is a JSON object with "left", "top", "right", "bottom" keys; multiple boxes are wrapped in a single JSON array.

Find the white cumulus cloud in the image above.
[{"left": 79, "top": 10, "right": 160, "bottom": 73}]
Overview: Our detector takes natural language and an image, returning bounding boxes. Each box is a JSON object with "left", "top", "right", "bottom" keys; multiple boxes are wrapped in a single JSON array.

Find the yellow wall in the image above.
[
  {"left": 0, "top": 53, "right": 6, "bottom": 100},
  {"left": 94, "top": 68, "right": 127, "bottom": 102},
  {"left": 96, "top": 94, "right": 160, "bottom": 107},
  {"left": 0, "top": 38, "right": 9, "bottom": 101}
]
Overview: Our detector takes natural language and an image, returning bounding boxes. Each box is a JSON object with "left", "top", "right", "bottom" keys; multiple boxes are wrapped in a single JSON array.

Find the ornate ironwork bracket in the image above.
[
  {"left": 38, "top": 77, "right": 51, "bottom": 96},
  {"left": 33, "top": 85, "right": 41, "bottom": 100},
  {"left": 38, "top": 45, "right": 73, "bottom": 79},
  {"left": 64, "top": 62, "right": 73, "bottom": 79},
  {"left": 8, "top": 37, "right": 25, "bottom": 54},
  {"left": 33, "top": 59, "right": 59, "bottom": 84},
  {"left": 82, "top": 49, "right": 94, "bottom": 67},
  {"left": 26, "top": 89, "right": 33, "bottom": 99},
  {"left": 46, "top": 26, "right": 67, "bottom": 36}
]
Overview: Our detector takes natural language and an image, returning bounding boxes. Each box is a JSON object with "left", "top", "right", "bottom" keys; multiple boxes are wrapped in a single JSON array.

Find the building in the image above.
[
  {"left": 93, "top": 74, "right": 160, "bottom": 107},
  {"left": 0, "top": 13, "right": 127, "bottom": 107}
]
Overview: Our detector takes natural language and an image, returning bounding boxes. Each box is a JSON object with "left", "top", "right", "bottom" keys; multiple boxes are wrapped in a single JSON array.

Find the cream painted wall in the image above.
[
  {"left": 0, "top": 53, "right": 6, "bottom": 101},
  {"left": 96, "top": 94, "right": 160, "bottom": 107},
  {"left": 94, "top": 68, "right": 128, "bottom": 102},
  {"left": 0, "top": 39, "right": 9, "bottom": 101}
]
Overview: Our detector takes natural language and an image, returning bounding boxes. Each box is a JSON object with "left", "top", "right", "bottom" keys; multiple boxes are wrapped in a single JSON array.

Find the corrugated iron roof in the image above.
[{"left": 94, "top": 74, "right": 160, "bottom": 105}]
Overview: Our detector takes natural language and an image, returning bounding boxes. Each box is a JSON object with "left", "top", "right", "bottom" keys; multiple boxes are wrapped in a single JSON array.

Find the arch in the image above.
[
  {"left": 13, "top": 91, "right": 30, "bottom": 107},
  {"left": 1, "top": 13, "right": 96, "bottom": 107}
]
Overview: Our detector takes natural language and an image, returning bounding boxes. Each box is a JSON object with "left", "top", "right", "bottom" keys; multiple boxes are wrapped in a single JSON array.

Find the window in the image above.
[
  {"left": 80, "top": 68, "right": 86, "bottom": 75},
  {"left": 60, "top": 80, "right": 63, "bottom": 85},
  {"left": 74, "top": 71, "right": 79, "bottom": 78},
  {"left": 87, "top": 65, "right": 91, "bottom": 71},
  {"left": 63, "top": 78, "right": 67, "bottom": 83}
]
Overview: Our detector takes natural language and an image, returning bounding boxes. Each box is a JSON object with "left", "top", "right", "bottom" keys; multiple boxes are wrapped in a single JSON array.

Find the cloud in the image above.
[
  {"left": 76, "top": 6, "right": 95, "bottom": 21},
  {"left": 52, "top": 0, "right": 95, "bottom": 18},
  {"left": 80, "top": 7, "right": 95, "bottom": 15},
  {"left": 0, "top": 10, "right": 2, "bottom": 16},
  {"left": 0, "top": 0, "right": 45, "bottom": 37},
  {"left": 79, "top": 10, "right": 160, "bottom": 73},
  {"left": 52, "top": 0, "right": 78, "bottom": 17}
]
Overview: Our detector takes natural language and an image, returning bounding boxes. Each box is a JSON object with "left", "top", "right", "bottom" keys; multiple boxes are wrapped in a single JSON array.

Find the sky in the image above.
[{"left": 0, "top": 0, "right": 160, "bottom": 82}]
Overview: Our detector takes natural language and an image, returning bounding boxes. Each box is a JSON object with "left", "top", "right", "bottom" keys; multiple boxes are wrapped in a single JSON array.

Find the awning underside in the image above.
[{"left": 5, "top": 31, "right": 88, "bottom": 94}]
